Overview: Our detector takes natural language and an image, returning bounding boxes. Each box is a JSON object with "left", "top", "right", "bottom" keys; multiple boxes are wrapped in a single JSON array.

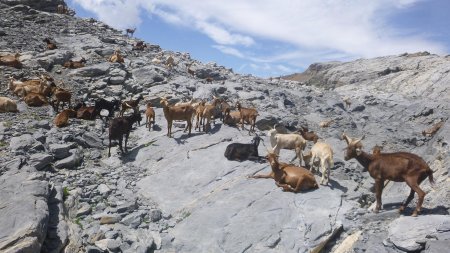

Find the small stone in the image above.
[
  {"left": 100, "top": 215, "right": 121, "bottom": 225},
  {"left": 97, "top": 184, "right": 111, "bottom": 195},
  {"left": 76, "top": 202, "right": 92, "bottom": 217},
  {"left": 150, "top": 209, "right": 162, "bottom": 222}
]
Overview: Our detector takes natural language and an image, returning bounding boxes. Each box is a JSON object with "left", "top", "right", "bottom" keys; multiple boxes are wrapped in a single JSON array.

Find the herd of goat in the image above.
[{"left": 0, "top": 32, "right": 444, "bottom": 218}]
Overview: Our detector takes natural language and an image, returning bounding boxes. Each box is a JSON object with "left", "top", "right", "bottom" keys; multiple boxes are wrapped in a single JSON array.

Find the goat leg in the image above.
[
  {"left": 124, "top": 133, "right": 130, "bottom": 153},
  {"left": 252, "top": 173, "right": 273, "bottom": 179},
  {"left": 374, "top": 179, "right": 384, "bottom": 213},
  {"left": 399, "top": 188, "right": 415, "bottom": 213},
  {"left": 275, "top": 182, "right": 294, "bottom": 192}
]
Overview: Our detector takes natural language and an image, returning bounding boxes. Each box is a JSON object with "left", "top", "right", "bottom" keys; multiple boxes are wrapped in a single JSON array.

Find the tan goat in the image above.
[
  {"left": 0, "top": 53, "right": 22, "bottom": 68},
  {"left": 235, "top": 101, "right": 258, "bottom": 134},
  {"left": 0, "top": 97, "right": 18, "bottom": 113},
  {"left": 145, "top": 102, "right": 155, "bottom": 131},
  {"left": 109, "top": 50, "right": 124, "bottom": 63}
]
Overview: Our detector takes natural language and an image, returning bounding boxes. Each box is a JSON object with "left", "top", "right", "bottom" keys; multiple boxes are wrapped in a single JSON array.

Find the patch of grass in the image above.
[
  {"left": 3, "top": 121, "right": 12, "bottom": 128},
  {"left": 74, "top": 217, "right": 83, "bottom": 229},
  {"left": 143, "top": 217, "right": 150, "bottom": 224},
  {"left": 0, "top": 141, "right": 7, "bottom": 148},
  {"left": 62, "top": 187, "right": 70, "bottom": 201}
]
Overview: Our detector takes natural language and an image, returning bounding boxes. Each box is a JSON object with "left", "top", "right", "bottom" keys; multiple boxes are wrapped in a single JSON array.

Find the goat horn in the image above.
[
  {"left": 342, "top": 133, "right": 351, "bottom": 144},
  {"left": 354, "top": 135, "right": 365, "bottom": 144}
]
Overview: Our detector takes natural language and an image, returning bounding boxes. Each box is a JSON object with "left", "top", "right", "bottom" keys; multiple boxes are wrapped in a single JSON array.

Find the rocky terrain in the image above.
[{"left": 0, "top": 1, "right": 449, "bottom": 253}]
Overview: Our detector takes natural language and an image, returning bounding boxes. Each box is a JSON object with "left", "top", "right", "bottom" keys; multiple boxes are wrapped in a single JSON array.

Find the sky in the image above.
[{"left": 67, "top": 0, "right": 450, "bottom": 78}]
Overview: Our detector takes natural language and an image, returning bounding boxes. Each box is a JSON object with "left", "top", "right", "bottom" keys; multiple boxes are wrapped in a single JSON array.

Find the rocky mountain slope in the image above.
[{"left": 0, "top": 1, "right": 449, "bottom": 253}]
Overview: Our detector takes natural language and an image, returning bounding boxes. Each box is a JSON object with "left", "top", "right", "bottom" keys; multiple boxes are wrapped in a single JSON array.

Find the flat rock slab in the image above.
[
  {"left": 136, "top": 120, "right": 353, "bottom": 252},
  {"left": 388, "top": 215, "right": 450, "bottom": 252},
  {"left": 0, "top": 171, "right": 50, "bottom": 253}
]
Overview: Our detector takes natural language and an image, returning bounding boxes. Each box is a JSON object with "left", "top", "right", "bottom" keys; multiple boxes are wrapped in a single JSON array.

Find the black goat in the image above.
[
  {"left": 95, "top": 98, "right": 121, "bottom": 117},
  {"left": 108, "top": 112, "right": 142, "bottom": 157},
  {"left": 224, "top": 136, "right": 263, "bottom": 161}
]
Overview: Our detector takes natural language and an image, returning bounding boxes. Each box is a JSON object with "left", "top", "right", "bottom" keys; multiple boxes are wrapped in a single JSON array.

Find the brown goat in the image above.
[
  {"left": 235, "top": 101, "right": 258, "bottom": 134},
  {"left": 201, "top": 97, "right": 221, "bottom": 132},
  {"left": 51, "top": 86, "right": 72, "bottom": 112},
  {"left": 298, "top": 126, "right": 319, "bottom": 143},
  {"left": 219, "top": 98, "right": 231, "bottom": 122},
  {"left": 0, "top": 53, "right": 22, "bottom": 69},
  {"left": 23, "top": 92, "right": 48, "bottom": 107},
  {"left": 422, "top": 121, "right": 444, "bottom": 137},
  {"left": 145, "top": 102, "right": 155, "bottom": 131},
  {"left": 63, "top": 57, "right": 86, "bottom": 69},
  {"left": 132, "top": 41, "right": 147, "bottom": 51},
  {"left": 342, "top": 133, "right": 435, "bottom": 216},
  {"left": 76, "top": 106, "right": 99, "bottom": 120},
  {"left": 205, "top": 77, "right": 213, "bottom": 84},
  {"left": 54, "top": 109, "right": 76, "bottom": 128},
  {"left": 160, "top": 97, "right": 195, "bottom": 137},
  {"left": 223, "top": 110, "right": 241, "bottom": 126},
  {"left": 194, "top": 100, "right": 206, "bottom": 131},
  {"left": 120, "top": 95, "right": 143, "bottom": 117},
  {"left": 43, "top": 38, "right": 57, "bottom": 50},
  {"left": 253, "top": 152, "right": 319, "bottom": 192}
]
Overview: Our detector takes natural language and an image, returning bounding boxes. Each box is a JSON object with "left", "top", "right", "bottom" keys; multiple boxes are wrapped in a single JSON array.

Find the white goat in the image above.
[
  {"left": 268, "top": 127, "right": 306, "bottom": 166},
  {"left": 303, "top": 142, "right": 334, "bottom": 185}
]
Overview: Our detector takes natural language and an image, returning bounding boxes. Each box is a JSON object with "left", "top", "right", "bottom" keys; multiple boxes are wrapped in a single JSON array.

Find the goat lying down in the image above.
[
  {"left": 252, "top": 151, "right": 319, "bottom": 193},
  {"left": 224, "top": 136, "right": 263, "bottom": 162}
]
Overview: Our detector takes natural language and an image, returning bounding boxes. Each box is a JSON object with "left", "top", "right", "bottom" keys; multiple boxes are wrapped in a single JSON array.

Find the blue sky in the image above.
[{"left": 67, "top": 0, "right": 449, "bottom": 78}]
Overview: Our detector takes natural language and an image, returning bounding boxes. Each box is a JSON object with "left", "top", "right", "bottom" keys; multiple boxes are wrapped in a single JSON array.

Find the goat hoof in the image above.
[{"left": 411, "top": 212, "right": 418, "bottom": 217}]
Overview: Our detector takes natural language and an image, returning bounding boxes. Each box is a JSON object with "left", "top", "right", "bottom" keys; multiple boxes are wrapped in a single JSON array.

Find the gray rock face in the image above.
[
  {"left": 70, "top": 62, "right": 110, "bottom": 77},
  {"left": 9, "top": 134, "right": 36, "bottom": 151},
  {"left": 0, "top": 0, "right": 65, "bottom": 12},
  {"left": 27, "top": 153, "right": 54, "bottom": 171},
  {"left": 387, "top": 216, "right": 450, "bottom": 252},
  {"left": 83, "top": 132, "right": 103, "bottom": 148},
  {"left": 0, "top": 172, "right": 49, "bottom": 253},
  {"left": 54, "top": 148, "right": 83, "bottom": 169},
  {"left": 49, "top": 143, "right": 74, "bottom": 159}
]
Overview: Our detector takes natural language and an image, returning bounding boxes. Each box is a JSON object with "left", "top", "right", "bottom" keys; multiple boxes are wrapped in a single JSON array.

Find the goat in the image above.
[
  {"left": 95, "top": 98, "right": 121, "bottom": 118},
  {"left": 166, "top": 56, "right": 175, "bottom": 69},
  {"left": 235, "top": 101, "right": 258, "bottom": 134},
  {"left": 126, "top": 28, "right": 136, "bottom": 37},
  {"left": 422, "top": 121, "right": 444, "bottom": 137},
  {"left": 343, "top": 96, "right": 351, "bottom": 109},
  {"left": 372, "top": 145, "right": 383, "bottom": 156},
  {"left": 342, "top": 133, "right": 435, "bottom": 216},
  {"left": 219, "top": 98, "right": 231, "bottom": 122},
  {"left": 160, "top": 97, "right": 195, "bottom": 137},
  {"left": 268, "top": 126, "right": 306, "bottom": 166},
  {"left": 297, "top": 126, "right": 319, "bottom": 143},
  {"left": 132, "top": 41, "right": 147, "bottom": 51},
  {"left": 145, "top": 102, "right": 155, "bottom": 131},
  {"left": 120, "top": 95, "right": 143, "bottom": 118},
  {"left": 0, "top": 53, "right": 22, "bottom": 69},
  {"left": 56, "top": 4, "right": 68, "bottom": 14},
  {"left": 187, "top": 66, "right": 195, "bottom": 77},
  {"left": 319, "top": 119, "right": 334, "bottom": 128},
  {"left": 303, "top": 142, "right": 334, "bottom": 185},
  {"left": 63, "top": 57, "right": 86, "bottom": 69},
  {"left": 23, "top": 92, "right": 48, "bottom": 107},
  {"left": 0, "top": 97, "right": 18, "bottom": 113},
  {"left": 252, "top": 151, "right": 319, "bottom": 192},
  {"left": 109, "top": 50, "right": 124, "bottom": 63},
  {"left": 223, "top": 110, "right": 241, "bottom": 126},
  {"left": 43, "top": 38, "right": 57, "bottom": 50},
  {"left": 50, "top": 86, "right": 71, "bottom": 112},
  {"left": 201, "top": 96, "right": 221, "bottom": 132},
  {"left": 194, "top": 100, "right": 206, "bottom": 131},
  {"left": 76, "top": 106, "right": 100, "bottom": 120},
  {"left": 53, "top": 109, "right": 76, "bottom": 128},
  {"left": 224, "top": 136, "right": 262, "bottom": 161},
  {"left": 205, "top": 77, "right": 213, "bottom": 84},
  {"left": 108, "top": 112, "right": 142, "bottom": 157}
]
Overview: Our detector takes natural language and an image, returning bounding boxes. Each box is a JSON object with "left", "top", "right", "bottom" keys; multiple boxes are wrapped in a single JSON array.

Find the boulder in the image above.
[{"left": 0, "top": 172, "right": 50, "bottom": 253}]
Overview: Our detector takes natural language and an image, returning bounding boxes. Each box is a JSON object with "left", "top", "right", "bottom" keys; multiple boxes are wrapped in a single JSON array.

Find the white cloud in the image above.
[{"left": 70, "top": 0, "right": 447, "bottom": 76}]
